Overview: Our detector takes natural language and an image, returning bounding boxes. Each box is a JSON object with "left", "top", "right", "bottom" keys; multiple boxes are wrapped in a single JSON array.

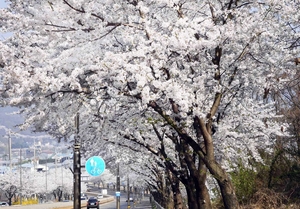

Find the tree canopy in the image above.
[{"left": 1, "top": 0, "right": 299, "bottom": 208}]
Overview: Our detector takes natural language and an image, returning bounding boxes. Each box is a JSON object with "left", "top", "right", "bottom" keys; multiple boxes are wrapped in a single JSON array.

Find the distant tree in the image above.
[
  {"left": 265, "top": 71, "right": 300, "bottom": 200},
  {"left": 89, "top": 169, "right": 115, "bottom": 189},
  {"left": 53, "top": 186, "right": 63, "bottom": 202},
  {"left": 2, "top": 184, "right": 16, "bottom": 206},
  {"left": 0, "top": 171, "right": 19, "bottom": 205}
]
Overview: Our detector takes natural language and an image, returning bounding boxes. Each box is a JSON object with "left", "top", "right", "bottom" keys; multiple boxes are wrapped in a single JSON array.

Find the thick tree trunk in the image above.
[
  {"left": 198, "top": 160, "right": 212, "bottom": 209},
  {"left": 197, "top": 117, "right": 240, "bottom": 209},
  {"left": 165, "top": 171, "right": 175, "bottom": 209},
  {"left": 182, "top": 143, "right": 212, "bottom": 209},
  {"left": 185, "top": 180, "right": 200, "bottom": 209},
  {"left": 169, "top": 173, "right": 185, "bottom": 209},
  {"left": 181, "top": 169, "right": 212, "bottom": 209},
  {"left": 205, "top": 159, "right": 240, "bottom": 209},
  {"left": 218, "top": 179, "right": 239, "bottom": 209}
]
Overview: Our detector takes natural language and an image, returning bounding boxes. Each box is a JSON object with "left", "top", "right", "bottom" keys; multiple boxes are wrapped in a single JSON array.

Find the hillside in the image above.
[{"left": 0, "top": 106, "right": 53, "bottom": 148}]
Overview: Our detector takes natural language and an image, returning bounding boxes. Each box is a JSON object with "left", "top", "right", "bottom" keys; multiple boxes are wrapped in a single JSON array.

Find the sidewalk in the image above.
[{"left": 134, "top": 198, "right": 152, "bottom": 209}]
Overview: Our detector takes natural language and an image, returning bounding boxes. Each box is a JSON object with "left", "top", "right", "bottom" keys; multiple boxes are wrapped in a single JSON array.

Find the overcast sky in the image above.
[
  {"left": 0, "top": 0, "right": 11, "bottom": 40},
  {"left": 0, "top": 0, "right": 7, "bottom": 9},
  {"left": 0, "top": 1, "right": 14, "bottom": 137},
  {"left": 0, "top": 0, "right": 46, "bottom": 138}
]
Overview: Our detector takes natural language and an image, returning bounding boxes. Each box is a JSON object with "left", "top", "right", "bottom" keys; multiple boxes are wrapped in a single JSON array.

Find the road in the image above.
[
  {"left": 93, "top": 196, "right": 152, "bottom": 209},
  {"left": 88, "top": 196, "right": 144, "bottom": 209},
  {"left": 7, "top": 194, "right": 151, "bottom": 209}
]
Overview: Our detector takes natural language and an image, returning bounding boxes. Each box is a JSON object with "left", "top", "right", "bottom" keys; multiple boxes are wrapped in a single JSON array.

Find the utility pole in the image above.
[
  {"left": 33, "top": 139, "right": 36, "bottom": 170},
  {"left": 19, "top": 148, "right": 22, "bottom": 205},
  {"left": 8, "top": 131, "right": 12, "bottom": 170},
  {"left": 73, "top": 113, "right": 81, "bottom": 209},
  {"left": 116, "top": 163, "right": 120, "bottom": 209},
  {"left": 127, "top": 176, "right": 130, "bottom": 208},
  {"left": 46, "top": 157, "right": 48, "bottom": 197},
  {"left": 62, "top": 164, "right": 64, "bottom": 188}
]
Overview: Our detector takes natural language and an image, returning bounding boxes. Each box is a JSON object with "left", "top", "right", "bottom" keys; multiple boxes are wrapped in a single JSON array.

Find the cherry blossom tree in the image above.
[
  {"left": 1, "top": 0, "right": 300, "bottom": 208},
  {"left": 0, "top": 169, "right": 40, "bottom": 204},
  {"left": 32, "top": 167, "right": 75, "bottom": 199},
  {"left": 0, "top": 171, "right": 18, "bottom": 206},
  {"left": 89, "top": 169, "right": 115, "bottom": 189},
  {"left": 0, "top": 167, "right": 75, "bottom": 203}
]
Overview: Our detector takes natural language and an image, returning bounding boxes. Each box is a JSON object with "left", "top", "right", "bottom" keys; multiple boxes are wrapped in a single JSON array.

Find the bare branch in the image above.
[
  {"left": 63, "top": 0, "right": 85, "bottom": 13},
  {"left": 91, "top": 13, "right": 104, "bottom": 22},
  {"left": 45, "top": 89, "right": 92, "bottom": 98}
]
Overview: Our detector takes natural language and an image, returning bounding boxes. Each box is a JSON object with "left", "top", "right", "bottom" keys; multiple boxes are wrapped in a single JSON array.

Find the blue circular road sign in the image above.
[{"left": 85, "top": 156, "right": 106, "bottom": 176}]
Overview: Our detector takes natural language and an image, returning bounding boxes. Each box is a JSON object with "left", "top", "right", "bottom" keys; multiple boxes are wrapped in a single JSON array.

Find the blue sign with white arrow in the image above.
[{"left": 85, "top": 156, "right": 106, "bottom": 176}]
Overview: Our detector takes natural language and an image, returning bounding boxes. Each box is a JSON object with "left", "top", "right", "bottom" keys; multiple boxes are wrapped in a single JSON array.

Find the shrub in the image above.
[
  {"left": 13, "top": 197, "right": 38, "bottom": 205},
  {"left": 231, "top": 164, "right": 256, "bottom": 204}
]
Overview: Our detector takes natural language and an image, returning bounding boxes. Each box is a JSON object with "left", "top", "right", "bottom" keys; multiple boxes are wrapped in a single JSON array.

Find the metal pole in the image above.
[
  {"left": 62, "top": 164, "right": 64, "bottom": 187},
  {"left": 33, "top": 139, "right": 36, "bottom": 169},
  {"left": 46, "top": 158, "right": 48, "bottom": 194},
  {"left": 127, "top": 176, "right": 130, "bottom": 208},
  {"left": 116, "top": 163, "right": 120, "bottom": 209},
  {"left": 8, "top": 131, "right": 12, "bottom": 170},
  {"left": 73, "top": 113, "right": 81, "bottom": 209},
  {"left": 19, "top": 148, "right": 22, "bottom": 205},
  {"left": 73, "top": 143, "right": 81, "bottom": 209},
  {"left": 133, "top": 181, "right": 135, "bottom": 208}
]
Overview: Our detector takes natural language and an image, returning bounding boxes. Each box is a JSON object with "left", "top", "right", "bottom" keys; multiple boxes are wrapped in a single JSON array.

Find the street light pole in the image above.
[
  {"left": 46, "top": 157, "right": 48, "bottom": 198},
  {"left": 127, "top": 176, "right": 130, "bottom": 208},
  {"left": 116, "top": 163, "right": 120, "bottom": 209},
  {"left": 62, "top": 164, "right": 64, "bottom": 187},
  {"left": 73, "top": 143, "right": 81, "bottom": 209},
  {"left": 73, "top": 113, "right": 81, "bottom": 209},
  {"left": 8, "top": 131, "right": 12, "bottom": 171},
  {"left": 19, "top": 148, "right": 22, "bottom": 205}
]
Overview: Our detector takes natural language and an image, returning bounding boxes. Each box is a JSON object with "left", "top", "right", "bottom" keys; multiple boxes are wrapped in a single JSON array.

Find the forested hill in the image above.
[{"left": 0, "top": 106, "right": 47, "bottom": 138}]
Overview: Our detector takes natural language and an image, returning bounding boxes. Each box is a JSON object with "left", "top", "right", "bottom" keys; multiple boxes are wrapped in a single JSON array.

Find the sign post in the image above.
[{"left": 116, "top": 163, "right": 120, "bottom": 209}]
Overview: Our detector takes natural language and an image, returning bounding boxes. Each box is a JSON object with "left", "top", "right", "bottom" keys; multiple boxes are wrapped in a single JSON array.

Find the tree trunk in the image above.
[
  {"left": 218, "top": 179, "right": 239, "bottom": 209},
  {"left": 148, "top": 101, "right": 240, "bottom": 209},
  {"left": 198, "top": 160, "right": 212, "bottom": 209},
  {"left": 197, "top": 116, "right": 240, "bottom": 209},
  {"left": 169, "top": 172, "right": 185, "bottom": 209},
  {"left": 165, "top": 171, "right": 175, "bottom": 209},
  {"left": 185, "top": 179, "right": 200, "bottom": 209},
  {"left": 181, "top": 139, "right": 212, "bottom": 209},
  {"left": 205, "top": 159, "right": 240, "bottom": 209},
  {"left": 181, "top": 157, "right": 211, "bottom": 209}
]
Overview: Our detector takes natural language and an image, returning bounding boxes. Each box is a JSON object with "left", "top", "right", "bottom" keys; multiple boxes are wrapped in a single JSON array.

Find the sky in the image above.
[
  {"left": 0, "top": 0, "right": 51, "bottom": 140},
  {"left": 0, "top": 1, "right": 13, "bottom": 137},
  {"left": 0, "top": 0, "right": 7, "bottom": 9},
  {"left": 0, "top": 1, "right": 18, "bottom": 138},
  {"left": 0, "top": 0, "right": 11, "bottom": 40}
]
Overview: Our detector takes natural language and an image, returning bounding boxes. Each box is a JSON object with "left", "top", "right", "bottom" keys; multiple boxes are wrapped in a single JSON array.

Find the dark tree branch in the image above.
[
  {"left": 148, "top": 101, "right": 206, "bottom": 158},
  {"left": 123, "top": 134, "right": 159, "bottom": 155},
  {"left": 91, "top": 13, "right": 105, "bottom": 22},
  {"left": 102, "top": 138, "right": 141, "bottom": 153},
  {"left": 45, "top": 89, "right": 92, "bottom": 98},
  {"left": 45, "top": 22, "right": 95, "bottom": 33},
  {"left": 63, "top": 0, "right": 85, "bottom": 13}
]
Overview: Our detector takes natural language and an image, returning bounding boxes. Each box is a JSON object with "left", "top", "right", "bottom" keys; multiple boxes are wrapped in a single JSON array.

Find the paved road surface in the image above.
[
  {"left": 7, "top": 197, "right": 113, "bottom": 209},
  {"left": 7, "top": 196, "right": 152, "bottom": 209},
  {"left": 8, "top": 200, "right": 92, "bottom": 209}
]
